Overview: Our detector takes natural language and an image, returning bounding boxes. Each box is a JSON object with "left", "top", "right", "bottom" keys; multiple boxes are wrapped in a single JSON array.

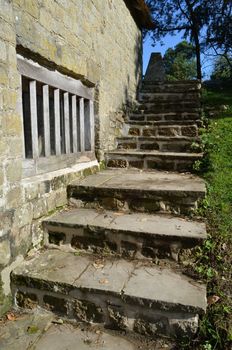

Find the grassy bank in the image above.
[{"left": 189, "top": 86, "right": 232, "bottom": 349}]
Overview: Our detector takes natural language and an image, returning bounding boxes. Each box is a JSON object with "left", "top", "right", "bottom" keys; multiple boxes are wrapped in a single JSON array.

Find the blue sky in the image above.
[{"left": 143, "top": 33, "right": 215, "bottom": 79}]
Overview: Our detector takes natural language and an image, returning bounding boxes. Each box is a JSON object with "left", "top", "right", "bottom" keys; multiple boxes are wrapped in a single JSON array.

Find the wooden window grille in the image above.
[{"left": 17, "top": 56, "right": 95, "bottom": 177}]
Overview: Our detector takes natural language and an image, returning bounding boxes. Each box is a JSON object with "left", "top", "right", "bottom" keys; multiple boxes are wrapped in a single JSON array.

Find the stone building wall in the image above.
[{"left": 0, "top": 0, "right": 142, "bottom": 313}]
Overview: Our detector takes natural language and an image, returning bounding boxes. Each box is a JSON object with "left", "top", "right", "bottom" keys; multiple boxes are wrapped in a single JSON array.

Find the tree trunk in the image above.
[
  {"left": 185, "top": 0, "right": 202, "bottom": 81},
  {"left": 193, "top": 31, "right": 202, "bottom": 80}
]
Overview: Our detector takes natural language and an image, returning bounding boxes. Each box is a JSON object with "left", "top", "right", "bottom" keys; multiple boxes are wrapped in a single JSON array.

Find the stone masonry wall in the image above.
[
  {"left": 0, "top": 0, "right": 142, "bottom": 314},
  {"left": 13, "top": 0, "right": 142, "bottom": 156}
]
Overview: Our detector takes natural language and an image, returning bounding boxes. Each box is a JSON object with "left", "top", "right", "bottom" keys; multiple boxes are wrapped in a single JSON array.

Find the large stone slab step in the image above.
[
  {"left": 68, "top": 169, "right": 206, "bottom": 215},
  {"left": 11, "top": 250, "right": 206, "bottom": 338},
  {"left": 129, "top": 112, "right": 200, "bottom": 122},
  {"left": 138, "top": 92, "right": 200, "bottom": 103},
  {"left": 124, "top": 122, "right": 199, "bottom": 138},
  {"left": 116, "top": 136, "right": 200, "bottom": 153},
  {"left": 106, "top": 150, "right": 202, "bottom": 172},
  {"left": 43, "top": 208, "right": 206, "bottom": 261},
  {"left": 137, "top": 100, "right": 201, "bottom": 113},
  {"left": 141, "top": 81, "right": 201, "bottom": 93}
]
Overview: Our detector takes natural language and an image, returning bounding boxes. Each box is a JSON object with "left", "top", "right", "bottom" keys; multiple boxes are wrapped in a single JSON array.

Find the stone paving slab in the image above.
[
  {"left": 12, "top": 250, "right": 91, "bottom": 287},
  {"left": 71, "top": 169, "right": 205, "bottom": 194},
  {"left": 125, "top": 120, "right": 200, "bottom": 125},
  {"left": 73, "top": 256, "right": 134, "bottom": 294},
  {"left": 45, "top": 208, "right": 207, "bottom": 240},
  {"left": 0, "top": 309, "right": 53, "bottom": 350},
  {"left": 107, "top": 150, "right": 202, "bottom": 159},
  {"left": 12, "top": 250, "right": 206, "bottom": 313},
  {"left": 124, "top": 264, "right": 206, "bottom": 313},
  {"left": 0, "top": 311, "right": 173, "bottom": 350},
  {"left": 34, "top": 323, "right": 137, "bottom": 350}
]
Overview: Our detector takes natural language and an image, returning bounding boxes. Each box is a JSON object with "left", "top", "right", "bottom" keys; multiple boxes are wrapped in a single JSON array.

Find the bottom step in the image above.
[{"left": 11, "top": 250, "right": 206, "bottom": 338}]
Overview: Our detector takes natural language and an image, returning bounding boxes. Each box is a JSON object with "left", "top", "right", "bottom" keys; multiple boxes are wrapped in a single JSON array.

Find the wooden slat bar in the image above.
[
  {"left": 84, "top": 100, "right": 91, "bottom": 151},
  {"left": 64, "top": 92, "right": 70, "bottom": 154},
  {"left": 19, "top": 76, "right": 26, "bottom": 158},
  {"left": 79, "top": 97, "right": 85, "bottom": 152},
  {"left": 42, "top": 84, "right": 51, "bottom": 156},
  {"left": 89, "top": 100, "right": 95, "bottom": 151},
  {"left": 54, "top": 88, "right": 61, "bottom": 156},
  {"left": 72, "top": 95, "right": 77, "bottom": 153},
  {"left": 29, "top": 80, "right": 39, "bottom": 158},
  {"left": 17, "top": 55, "right": 94, "bottom": 100}
]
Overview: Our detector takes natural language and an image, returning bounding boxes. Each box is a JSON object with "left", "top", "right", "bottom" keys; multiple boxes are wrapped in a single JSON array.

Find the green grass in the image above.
[
  {"left": 202, "top": 87, "right": 232, "bottom": 109},
  {"left": 188, "top": 87, "right": 232, "bottom": 349}
]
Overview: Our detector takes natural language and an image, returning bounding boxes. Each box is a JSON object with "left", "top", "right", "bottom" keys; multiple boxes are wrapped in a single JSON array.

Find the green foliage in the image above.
[
  {"left": 146, "top": 0, "right": 232, "bottom": 80},
  {"left": 211, "top": 56, "right": 232, "bottom": 81},
  {"left": 189, "top": 88, "right": 232, "bottom": 349},
  {"left": 164, "top": 41, "right": 197, "bottom": 80}
]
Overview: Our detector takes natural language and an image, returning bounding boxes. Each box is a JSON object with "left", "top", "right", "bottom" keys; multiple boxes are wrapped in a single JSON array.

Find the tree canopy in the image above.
[
  {"left": 211, "top": 55, "right": 232, "bottom": 81},
  {"left": 146, "top": 0, "right": 232, "bottom": 80},
  {"left": 164, "top": 41, "right": 197, "bottom": 80}
]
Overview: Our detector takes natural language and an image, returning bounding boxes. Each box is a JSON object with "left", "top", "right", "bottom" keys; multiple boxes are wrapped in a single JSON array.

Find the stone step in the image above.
[
  {"left": 124, "top": 122, "right": 199, "bottom": 138},
  {"left": 116, "top": 136, "right": 200, "bottom": 153},
  {"left": 106, "top": 150, "right": 202, "bottom": 172},
  {"left": 138, "top": 92, "right": 200, "bottom": 103},
  {"left": 136, "top": 102, "right": 201, "bottom": 113},
  {"left": 43, "top": 208, "right": 206, "bottom": 261},
  {"left": 68, "top": 169, "right": 206, "bottom": 215},
  {"left": 141, "top": 81, "right": 201, "bottom": 93},
  {"left": 129, "top": 112, "right": 200, "bottom": 122},
  {"left": 11, "top": 250, "right": 207, "bottom": 338}
]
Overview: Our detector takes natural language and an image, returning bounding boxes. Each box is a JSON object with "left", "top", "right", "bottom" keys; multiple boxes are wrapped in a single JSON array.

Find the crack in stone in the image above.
[{"left": 72, "top": 262, "right": 91, "bottom": 285}]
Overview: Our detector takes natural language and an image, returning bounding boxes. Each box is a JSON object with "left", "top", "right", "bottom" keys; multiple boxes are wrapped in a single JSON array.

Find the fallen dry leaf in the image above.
[
  {"left": 113, "top": 212, "right": 125, "bottom": 216},
  {"left": 99, "top": 279, "right": 109, "bottom": 285},
  {"left": 93, "top": 261, "right": 105, "bottom": 269},
  {"left": 207, "top": 295, "right": 220, "bottom": 306},
  {"left": 7, "top": 313, "right": 16, "bottom": 321}
]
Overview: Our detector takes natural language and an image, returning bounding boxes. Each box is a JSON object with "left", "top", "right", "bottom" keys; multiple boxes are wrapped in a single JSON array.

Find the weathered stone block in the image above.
[
  {"left": 158, "top": 127, "right": 179, "bottom": 137},
  {"left": 0, "top": 66, "right": 8, "bottom": 86},
  {"left": 74, "top": 299, "right": 104, "bottom": 323},
  {"left": 5, "top": 159, "right": 22, "bottom": 183},
  {"left": 46, "top": 192, "right": 57, "bottom": 212},
  {"left": 2, "top": 113, "right": 22, "bottom": 136},
  {"left": 129, "top": 160, "right": 144, "bottom": 169},
  {"left": 33, "top": 198, "right": 47, "bottom": 219},
  {"left": 13, "top": 203, "right": 33, "bottom": 228},
  {"left": 0, "top": 240, "right": 11, "bottom": 266},
  {"left": 140, "top": 143, "right": 159, "bottom": 151},
  {"left": 134, "top": 317, "right": 168, "bottom": 337},
  {"left": 181, "top": 126, "right": 198, "bottom": 137},
  {"left": 43, "top": 295, "right": 68, "bottom": 314},
  {"left": 107, "top": 159, "right": 127, "bottom": 168},
  {"left": 0, "top": 167, "right": 4, "bottom": 186},
  {"left": 118, "top": 143, "right": 136, "bottom": 150},
  {"left": 129, "top": 128, "right": 140, "bottom": 136},
  {"left": 143, "top": 128, "right": 156, "bottom": 137},
  {"left": 16, "top": 290, "right": 38, "bottom": 309},
  {"left": 0, "top": 41, "right": 7, "bottom": 62},
  {"left": 6, "top": 186, "right": 22, "bottom": 208},
  {"left": 108, "top": 306, "right": 128, "bottom": 330},
  {"left": 55, "top": 189, "right": 67, "bottom": 207},
  {"left": 23, "top": 182, "right": 39, "bottom": 201}
]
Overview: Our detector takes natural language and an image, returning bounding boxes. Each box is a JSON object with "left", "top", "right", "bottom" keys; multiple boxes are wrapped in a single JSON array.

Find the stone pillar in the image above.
[{"left": 144, "top": 53, "right": 165, "bottom": 82}]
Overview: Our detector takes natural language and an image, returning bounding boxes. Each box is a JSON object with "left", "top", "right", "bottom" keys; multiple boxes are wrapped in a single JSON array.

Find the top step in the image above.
[
  {"left": 138, "top": 92, "right": 201, "bottom": 103},
  {"left": 141, "top": 81, "right": 201, "bottom": 93}
]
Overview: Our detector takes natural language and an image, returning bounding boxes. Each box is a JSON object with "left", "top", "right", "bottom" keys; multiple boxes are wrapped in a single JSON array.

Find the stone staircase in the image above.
[
  {"left": 106, "top": 80, "right": 203, "bottom": 172},
  {"left": 11, "top": 80, "right": 207, "bottom": 341}
]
